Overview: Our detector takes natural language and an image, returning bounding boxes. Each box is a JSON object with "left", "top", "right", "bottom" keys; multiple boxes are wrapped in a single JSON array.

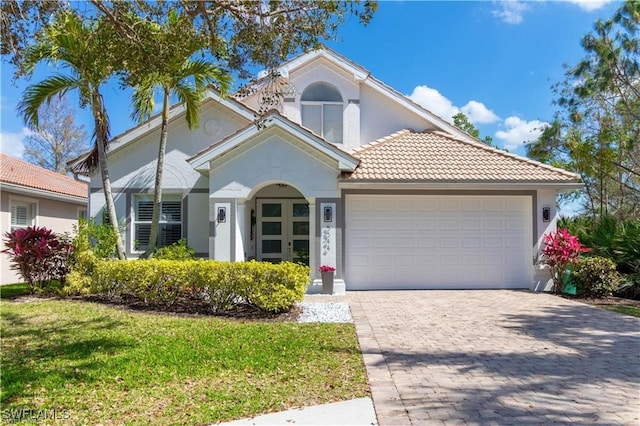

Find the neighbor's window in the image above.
[
  {"left": 10, "top": 201, "right": 35, "bottom": 231},
  {"left": 134, "top": 196, "right": 182, "bottom": 251},
  {"left": 301, "top": 82, "right": 343, "bottom": 144}
]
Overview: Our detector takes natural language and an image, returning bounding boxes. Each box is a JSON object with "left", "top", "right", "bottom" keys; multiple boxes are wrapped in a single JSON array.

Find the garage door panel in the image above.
[{"left": 346, "top": 195, "right": 532, "bottom": 290}]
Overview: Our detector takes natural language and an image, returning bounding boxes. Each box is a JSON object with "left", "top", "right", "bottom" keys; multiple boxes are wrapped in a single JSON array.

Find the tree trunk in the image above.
[
  {"left": 143, "top": 89, "right": 170, "bottom": 258},
  {"left": 92, "top": 90, "right": 126, "bottom": 260}
]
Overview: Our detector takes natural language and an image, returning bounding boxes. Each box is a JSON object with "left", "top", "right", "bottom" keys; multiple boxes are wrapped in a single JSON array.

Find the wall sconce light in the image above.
[
  {"left": 217, "top": 207, "right": 226, "bottom": 223},
  {"left": 542, "top": 207, "right": 551, "bottom": 222},
  {"left": 323, "top": 206, "right": 333, "bottom": 222}
]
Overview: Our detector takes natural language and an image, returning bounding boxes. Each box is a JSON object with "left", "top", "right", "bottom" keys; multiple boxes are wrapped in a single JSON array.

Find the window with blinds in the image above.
[
  {"left": 134, "top": 197, "right": 182, "bottom": 251},
  {"left": 10, "top": 202, "right": 34, "bottom": 231}
]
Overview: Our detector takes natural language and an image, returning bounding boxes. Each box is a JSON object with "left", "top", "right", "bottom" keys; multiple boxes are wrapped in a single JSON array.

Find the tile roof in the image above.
[
  {"left": 0, "top": 153, "right": 88, "bottom": 198},
  {"left": 343, "top": 130, "right": 581, "bottom": 183}
]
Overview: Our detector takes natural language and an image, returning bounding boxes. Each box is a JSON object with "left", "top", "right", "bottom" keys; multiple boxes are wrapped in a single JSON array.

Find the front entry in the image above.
[{"left": 257, "top": 199, "right": 310, "bottom": 264}]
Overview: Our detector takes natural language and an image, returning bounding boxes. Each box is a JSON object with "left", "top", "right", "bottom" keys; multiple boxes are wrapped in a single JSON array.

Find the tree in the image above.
[
  {"left": 22, "top": 94, "right": 87, "bottom": 173},
  {"left": 123, "top": 11, "right": 231, "bottom": 257},
  {"left": 17, "top": 11, "right": 127, "bottom": 259},
  {"left": 526, "top": 0, "right": 639, "bottom": 220},
  {"left": 452, "top": 112, "right": 494, "bottom": 145}
]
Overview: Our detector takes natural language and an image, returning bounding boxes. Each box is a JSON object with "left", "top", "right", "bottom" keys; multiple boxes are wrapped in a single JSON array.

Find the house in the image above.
[
  {"left": 0, "top": 153, "right": 88, "bottom": 284},
  {"left": 73, "top": 48, "right": 581, "bottom": 292}
]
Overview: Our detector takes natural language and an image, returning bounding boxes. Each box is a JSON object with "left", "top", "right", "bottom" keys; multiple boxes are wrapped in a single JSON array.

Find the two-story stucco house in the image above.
[
  {"left": 74, "top": 48, "right": 581, "bottom": 293},
  {"left": 1, "top": 153, "right": 88, "bottom": 284}
]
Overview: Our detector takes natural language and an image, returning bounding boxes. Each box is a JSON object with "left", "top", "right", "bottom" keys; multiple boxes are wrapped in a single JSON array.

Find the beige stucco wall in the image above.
[{"left": 1, "top": 189, "right": 85, "bottom": 284}]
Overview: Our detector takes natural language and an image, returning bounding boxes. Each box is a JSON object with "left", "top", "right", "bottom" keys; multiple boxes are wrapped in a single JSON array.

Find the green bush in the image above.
[
  {"left": 573, "top": 256, "right": 621, "bottom": 298},
  {"left": 91, "top": 259, "right": 309, "bottom": 313},
  {"left": 153, "top": 238, "right": 196, "bottom": 260}
]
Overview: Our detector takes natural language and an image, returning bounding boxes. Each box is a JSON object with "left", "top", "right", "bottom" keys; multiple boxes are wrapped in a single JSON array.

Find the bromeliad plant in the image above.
[
  {"left": 541, "top": 228, "right": 589, "bottom": 294},
  {"left": 2, "top": 226, "right": 74, "bottom": 292}
]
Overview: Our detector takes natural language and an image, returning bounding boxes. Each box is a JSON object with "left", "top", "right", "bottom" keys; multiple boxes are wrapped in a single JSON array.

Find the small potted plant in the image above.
[{"left": 319, "top": 265, "right": 336, "bottom": 294}]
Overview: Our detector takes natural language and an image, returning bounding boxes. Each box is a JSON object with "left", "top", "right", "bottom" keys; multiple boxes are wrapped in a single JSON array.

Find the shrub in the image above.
[
  {"left": 2, "top": 226, "right": 73, "bottom": 292},
  {"left": 573, "top": 256, "right": 621, "bottom": 298},
  {"left": 541, "top": 228, "right": 590, "bottom": 293},
  {"left": 153, "top": 238, "right": 196, "bottom": 260},
  {"left": 75, "top": 218, "right": 119, "bottom": 259},
  {"left": 90, "top": 259, "right": 309, "bottom": 313}
]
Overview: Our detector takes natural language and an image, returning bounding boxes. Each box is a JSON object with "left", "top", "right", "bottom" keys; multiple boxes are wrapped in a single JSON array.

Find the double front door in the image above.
[{"left": 257, "top": 199, "right": 310, "bottom": 265}]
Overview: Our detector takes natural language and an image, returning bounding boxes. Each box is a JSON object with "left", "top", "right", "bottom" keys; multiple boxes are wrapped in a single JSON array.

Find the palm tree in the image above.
[
  {"left": 18, "top": 11, "right": 127, "bottom": 259},
  {"left": 125, "top": 11, "right": 231, "bottom": 257}
]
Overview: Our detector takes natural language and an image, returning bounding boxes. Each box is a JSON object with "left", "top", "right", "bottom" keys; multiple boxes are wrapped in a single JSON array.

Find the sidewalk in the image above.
[{"left": 216, "top": 397, "right": 377, "bottom": 425}]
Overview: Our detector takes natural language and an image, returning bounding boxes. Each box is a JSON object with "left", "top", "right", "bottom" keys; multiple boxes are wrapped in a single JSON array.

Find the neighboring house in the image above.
[
  {"left": 72, "top": 48, "right": 581, "bottom": 292},
  {"left": 0, "top": 153, "right": 88, "bottom": 284}
]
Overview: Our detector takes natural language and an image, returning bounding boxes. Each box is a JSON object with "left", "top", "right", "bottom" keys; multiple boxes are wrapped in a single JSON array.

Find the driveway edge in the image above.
[{"left": 349, "top": 296, "right": 412, "bottom": 426}]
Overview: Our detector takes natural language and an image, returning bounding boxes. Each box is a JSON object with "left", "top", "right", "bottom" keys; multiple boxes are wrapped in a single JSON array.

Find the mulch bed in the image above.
[
  {"left": 560, "top": 294, "right": 640, "bottom": 307},
  {"left": 8, "top": 293, "right": 301, "bottom": 322}
]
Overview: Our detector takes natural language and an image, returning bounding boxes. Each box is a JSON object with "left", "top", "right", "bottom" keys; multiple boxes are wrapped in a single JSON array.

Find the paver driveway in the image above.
[{"left": 348, "top": 290, "right": 640, "bottom": 425}]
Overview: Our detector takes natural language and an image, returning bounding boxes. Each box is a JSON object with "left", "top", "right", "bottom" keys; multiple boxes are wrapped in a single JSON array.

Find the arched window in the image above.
[{"left": 301, "top": 82, "right": 343, "bottom": 144}]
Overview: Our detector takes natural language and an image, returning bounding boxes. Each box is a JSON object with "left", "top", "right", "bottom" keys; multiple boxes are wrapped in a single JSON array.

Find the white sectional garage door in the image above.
[{"left": 345, "top": 195, "right": 532, "bottom": 290}]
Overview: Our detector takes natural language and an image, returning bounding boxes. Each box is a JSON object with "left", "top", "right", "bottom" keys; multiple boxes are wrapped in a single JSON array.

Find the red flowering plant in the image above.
[
  {"left": 2, "top": 226, "right": 74, "bottom": 292},
  {"left": 540, "top": 228, "right": 590, "bottom": 293},
  {"left": 319, "top": 265, "right": 336, "bottom": 273}
]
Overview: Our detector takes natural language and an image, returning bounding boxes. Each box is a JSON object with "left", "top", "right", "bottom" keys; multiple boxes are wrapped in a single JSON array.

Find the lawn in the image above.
[
  {"left": 1, "top": 299, "right": 368, "bottom": 425},
  {"left": 0, "top": 283, "right": 30, "bottom": 299},
  {"left": 600, "top": 304, "right": 640, "bottom": 318}
]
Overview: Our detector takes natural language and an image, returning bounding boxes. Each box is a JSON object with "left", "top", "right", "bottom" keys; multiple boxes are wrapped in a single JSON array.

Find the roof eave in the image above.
[
  {"left": 339, "top": 180, "right": 583, "bottom": 191},
  {"left": 0, "top": 182, "right": 88, "bottom": 204},
  {"left": 189, "top": 114, "right": 359, "bottom": 173}
]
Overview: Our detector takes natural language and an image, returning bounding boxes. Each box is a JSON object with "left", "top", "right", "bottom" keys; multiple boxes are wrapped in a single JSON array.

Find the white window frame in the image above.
[
  {"left": 9, "top": 197, "right": 38, "bottom": 232},
  {"left": 300, "top": 82, "right": 344, "bottom": 144},
  {"left": 77, "top": 207, "right": 88, "bottom": 221},
  {"left": 131, "top": 194, "right": 183, "bottom": 253}
]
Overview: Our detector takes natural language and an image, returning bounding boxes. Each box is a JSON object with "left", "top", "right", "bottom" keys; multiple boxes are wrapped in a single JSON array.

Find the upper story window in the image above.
[{"left": 301, "top": 82, "right": 343, "bottom": 144}]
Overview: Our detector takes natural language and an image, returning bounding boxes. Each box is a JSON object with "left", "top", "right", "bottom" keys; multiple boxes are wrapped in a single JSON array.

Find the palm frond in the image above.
[
  {"left": 173, "top": 83, "right": 203, "bottom": 130},
  {"left": 18, "top": 75, "right": 81, "bottom": 128},
  {"left": 130, "top": 80, "right": 156, "bottom": 123}
]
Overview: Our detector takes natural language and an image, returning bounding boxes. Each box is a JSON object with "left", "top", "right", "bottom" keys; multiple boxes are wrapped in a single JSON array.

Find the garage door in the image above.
[{"left": 345, "top": 195, "right": 532, "bottom": 290}]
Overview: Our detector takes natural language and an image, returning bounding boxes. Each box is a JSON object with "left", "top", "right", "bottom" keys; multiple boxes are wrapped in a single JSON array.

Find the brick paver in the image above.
[{"left": 348, "top": 290, "right": 640, "bottom": 425}]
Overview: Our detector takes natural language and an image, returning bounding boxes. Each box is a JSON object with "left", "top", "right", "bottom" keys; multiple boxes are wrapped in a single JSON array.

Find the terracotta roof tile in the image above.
[
  {"left": 343, "top": 130, "right": 581, "bottom": 183},
  {"left": 0, "top": 153, "right": 88, "bottom": 198}
]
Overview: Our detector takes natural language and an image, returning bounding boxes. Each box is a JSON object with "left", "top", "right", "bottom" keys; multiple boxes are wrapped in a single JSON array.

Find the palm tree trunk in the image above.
[
  {"left": 143, "top": 89, "right": 170, "bottom": 258},
  {"left": 92, "top": 90, "right": 126, "bottom": 260}
]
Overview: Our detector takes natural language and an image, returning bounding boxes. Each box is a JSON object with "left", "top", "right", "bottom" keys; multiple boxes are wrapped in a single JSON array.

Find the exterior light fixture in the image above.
[
  {"left": 542, "top": 207, "right": 551, "bottom": 222},
  {"left": 217, "top": 207, "right": 226, "bottom": 223},
  {"left": 324, "top": 206, "right": 332, "bottom": 222}
]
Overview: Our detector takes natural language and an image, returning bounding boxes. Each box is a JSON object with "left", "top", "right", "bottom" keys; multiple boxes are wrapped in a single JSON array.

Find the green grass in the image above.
[
  {"left": 0, "top": 283, "right": 30, "bottom": 299},
  {"left": 600, "top": 304, "right": 640, "bottom": 318},
  {"left": 1, "top": 300, "right": 368, "bottom": 425}
]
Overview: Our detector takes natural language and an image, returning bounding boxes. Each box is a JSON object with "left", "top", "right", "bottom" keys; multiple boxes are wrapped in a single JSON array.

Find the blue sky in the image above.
[{"left": 0, "top": 0, "right": 621, "bottom": 159}]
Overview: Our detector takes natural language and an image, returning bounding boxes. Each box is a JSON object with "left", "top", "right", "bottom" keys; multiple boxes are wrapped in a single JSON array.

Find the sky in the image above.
[{"left": 0, "top": 0, "right": 622, "bottom": 161}]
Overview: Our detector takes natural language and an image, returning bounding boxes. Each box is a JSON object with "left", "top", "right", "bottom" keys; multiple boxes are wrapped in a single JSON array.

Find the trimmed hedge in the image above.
[
  {"left": 573, "top": 256, "right": 621, "bottom": 298},
  {"left": 90, "top": 259, "right": 309, "bottom": 313}
]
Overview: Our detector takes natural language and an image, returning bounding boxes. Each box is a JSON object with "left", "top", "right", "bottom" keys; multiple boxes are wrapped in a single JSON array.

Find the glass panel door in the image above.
[
  {"left": 291, "top": 203, "right": 310, "bottom": 265},
  {"left": 257, "top": 201, "right": 285, "bottom": 263},
  {"left": 257, "top": 199, "right": 309, "bottom": 264}
]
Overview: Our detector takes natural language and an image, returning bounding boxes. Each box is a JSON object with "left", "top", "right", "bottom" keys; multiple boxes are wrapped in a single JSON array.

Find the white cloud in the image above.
[
  {"left": 0, "top": 128, "right": 34, "bottom": 159},
  {"left": 409, "top": 85, "right": 499, "bottom": 125},
  {"left": 460, "top": 101, "right": 500, "bottom": 124},
  {"left": 567, "top": 0, "right": 614, "bottom": 12},
  {"left": 492, "top": 1, "right": 528, "bottom": 24},
  {"left": 409, "top": 85, "right": 459, "bottom": 122},
  {"left": 495, "top": 116, "right": 548, "bottom": 150}
]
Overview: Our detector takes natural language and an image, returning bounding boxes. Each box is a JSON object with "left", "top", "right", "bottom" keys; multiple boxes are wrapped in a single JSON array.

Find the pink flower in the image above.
[{"left": 319, "top": 265, "right": 336, "bottom": 273}]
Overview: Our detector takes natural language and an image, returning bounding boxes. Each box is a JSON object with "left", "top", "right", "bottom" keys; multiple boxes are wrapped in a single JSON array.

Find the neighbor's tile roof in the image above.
[
  {"left": 0, "top": 153, "right": 88, "bottom": 198},
  {"left": 343, "top": 130, "right": 581, "bottom": 183}
]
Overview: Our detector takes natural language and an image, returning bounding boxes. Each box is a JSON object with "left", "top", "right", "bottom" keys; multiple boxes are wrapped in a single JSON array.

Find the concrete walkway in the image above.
[{"left": 348, "top": 290, "right": 640, "bottom": 425}]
